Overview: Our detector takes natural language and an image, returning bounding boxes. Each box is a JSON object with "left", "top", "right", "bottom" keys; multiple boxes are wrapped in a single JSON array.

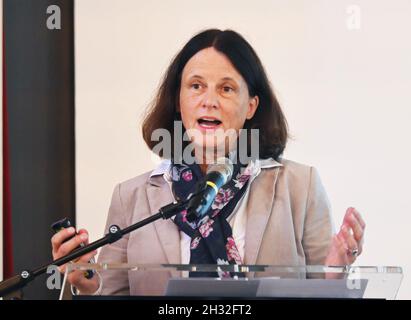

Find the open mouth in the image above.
[{"left": 197, "top": 117, "right": 222, "bottom": 129}]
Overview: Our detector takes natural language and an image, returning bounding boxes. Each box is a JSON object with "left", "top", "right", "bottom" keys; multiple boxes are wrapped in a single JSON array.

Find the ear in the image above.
[{"left": 246, "top": 96, "right": 259, "bottom": 120}]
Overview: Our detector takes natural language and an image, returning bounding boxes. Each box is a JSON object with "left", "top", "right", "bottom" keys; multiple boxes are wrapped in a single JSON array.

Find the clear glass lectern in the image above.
[{"left": 63, "top": 263, "right": 403, "bottom": 300}]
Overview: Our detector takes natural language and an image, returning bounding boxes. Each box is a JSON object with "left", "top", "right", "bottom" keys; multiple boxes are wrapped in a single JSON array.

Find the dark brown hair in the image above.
[{"left": 142, "top": 29, "right": 288, "bottom": 160}]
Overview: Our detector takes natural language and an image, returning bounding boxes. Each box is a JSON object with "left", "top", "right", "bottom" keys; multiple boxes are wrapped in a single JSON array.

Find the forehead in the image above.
[{"left": 182, "top": 47, "right": 243, "bottom": 82}]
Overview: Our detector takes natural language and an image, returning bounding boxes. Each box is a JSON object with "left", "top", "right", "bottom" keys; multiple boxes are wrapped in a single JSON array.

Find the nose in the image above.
[{"left": 202, "top": 88, "right": 219, "bottom": 109}]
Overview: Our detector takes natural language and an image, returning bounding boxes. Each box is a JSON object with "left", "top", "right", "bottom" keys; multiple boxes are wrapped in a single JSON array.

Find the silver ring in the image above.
[{"left": 351, "top": 248, "right": 359, "bottom": 257}]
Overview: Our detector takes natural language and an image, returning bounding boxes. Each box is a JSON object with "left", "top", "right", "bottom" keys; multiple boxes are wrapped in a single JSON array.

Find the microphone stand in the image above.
[{"left": 0, "top": 199, "right": 192, "bottom": 298}]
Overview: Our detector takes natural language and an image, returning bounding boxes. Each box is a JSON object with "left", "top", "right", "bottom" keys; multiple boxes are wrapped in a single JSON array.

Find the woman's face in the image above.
[{"left": 179, "top": 47, "right": 259, "bottom": 158}]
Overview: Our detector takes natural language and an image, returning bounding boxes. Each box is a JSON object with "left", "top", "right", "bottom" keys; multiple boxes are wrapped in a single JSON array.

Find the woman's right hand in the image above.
[{"left": 51, "top": 227, "right": 99, "bottom": 294}]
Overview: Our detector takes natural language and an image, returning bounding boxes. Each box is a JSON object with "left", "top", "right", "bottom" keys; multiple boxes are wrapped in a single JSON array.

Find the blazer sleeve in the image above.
[
  {"left": 302, "top": 167, "right": 335, "bottom": 266},
  {"left": 97, "top": 183, "right": 130, "bottom": 295}
]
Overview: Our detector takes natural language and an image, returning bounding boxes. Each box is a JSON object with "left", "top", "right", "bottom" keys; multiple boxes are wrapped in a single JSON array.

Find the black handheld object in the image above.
[
  {"left": 51, "top": 218, "right": 94, "bottom": 279},
  {"left": 51, "top": 217, "right": 74, "bottom": 234}
]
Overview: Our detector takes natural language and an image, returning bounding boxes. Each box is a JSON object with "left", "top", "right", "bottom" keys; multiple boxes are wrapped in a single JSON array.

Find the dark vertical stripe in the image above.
[
  {"left": 3, "top": 30, "right": 14, "bottom": 280},
  {"left": 4, "top": 0, "right": 75, "bottom": 299}
]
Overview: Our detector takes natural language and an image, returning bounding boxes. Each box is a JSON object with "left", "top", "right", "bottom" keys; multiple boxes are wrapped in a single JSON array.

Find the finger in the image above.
[
  {"left": 333, "top": 234, "right": 348, "bottom": 257},
  {"left": 58, "top": 264, "right": 66, "bottom": 274},
  {"left": 67, "top": 268, "right": 97, "bottom": 288},
  {"left": 344, "top": 207, "right": 366, "bottom": 230},
  {"left": 337, "top": 233, "right": 356, "bottom": 265},
  {"left": 343, "top": 207, "right": 355, "bottom": 224},
  {"left": 68, "top": 251, "right": 98, "bottom": 286},
  {"left": 330, "top": 234, "right": 350, "bottom": 265},
  {"left": 67, "top": 270, "right": 86, "bottom": 284},
  {"left": 337, "top": 232, "right": 349, "bottom": 251},
  {"left": 57, "top": 233, "right": 89, "bottom": 258},
  {"left": 77, "top": 229, "right": 90, "bottom": 245},
  {"left": 345, "top": 213, "right": 364, "bottom": 242},
  {"left": 57, "top": 249, "right": 97, "bottom": 274},
  {"left": 51, "top": 227, "right": 76, "bottom": 255},
  {"left": 341, "top": 226, "right": 361, "bottom": 255},
  {"left": 73, "top": 250, "right": 98, "bottom": 264},
  {"left": 352, "top": 208, "right": 366, "bottom": 229},
  {"left": 77, "top": 229, "right": 89, "bottom": 236}
]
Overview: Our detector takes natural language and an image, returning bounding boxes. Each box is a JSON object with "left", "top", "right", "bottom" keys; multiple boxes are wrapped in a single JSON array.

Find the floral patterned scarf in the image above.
[{"left": 171, "top": 160, "right": 251, "bottom": 277}]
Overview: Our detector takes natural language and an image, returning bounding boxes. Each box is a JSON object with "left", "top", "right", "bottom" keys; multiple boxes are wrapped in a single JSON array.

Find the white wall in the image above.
[{"left": 75, "top": 0, "right": 411, "bottom": 299}]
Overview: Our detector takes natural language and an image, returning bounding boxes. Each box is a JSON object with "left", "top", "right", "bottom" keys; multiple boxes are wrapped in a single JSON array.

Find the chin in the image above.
[{"left": 191, "top": 140, "right": 229, "bottom": 160}]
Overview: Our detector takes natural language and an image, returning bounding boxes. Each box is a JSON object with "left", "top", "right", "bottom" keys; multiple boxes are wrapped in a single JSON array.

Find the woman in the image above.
[{"left": 51, "top": 29, "right": 366, "bottom": 296}]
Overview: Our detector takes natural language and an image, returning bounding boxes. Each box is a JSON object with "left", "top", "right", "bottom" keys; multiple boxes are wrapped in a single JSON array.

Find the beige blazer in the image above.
[{"left": 97, "top": 158, "right": 335, "bottom": 296}]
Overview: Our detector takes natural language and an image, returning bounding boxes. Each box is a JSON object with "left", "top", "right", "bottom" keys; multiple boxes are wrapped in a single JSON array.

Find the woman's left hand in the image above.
[{"left": 325, "top": 207, "right": 366, "bottom": 266}]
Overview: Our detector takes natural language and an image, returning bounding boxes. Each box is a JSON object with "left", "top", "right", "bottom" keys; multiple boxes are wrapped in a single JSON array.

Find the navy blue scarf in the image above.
[{"left": 171, "top": 161, "right": 251, "bottom": 277}]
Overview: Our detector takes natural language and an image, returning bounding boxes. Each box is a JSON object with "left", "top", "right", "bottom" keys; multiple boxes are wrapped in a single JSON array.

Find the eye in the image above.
[
  {"left": 191, "top": 83, "right": 202, "bottom": 90},
  {"left": 222, "top": 86, "right": 234, "bottom": 93}
]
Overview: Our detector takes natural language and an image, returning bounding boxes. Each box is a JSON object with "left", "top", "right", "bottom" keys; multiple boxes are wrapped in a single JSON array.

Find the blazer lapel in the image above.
[
  {"left": 244, "top": 167, "right": 280, "bottom": 265},
  {"left": 146, "top": 176, "right": 181, "bottom": 265}
]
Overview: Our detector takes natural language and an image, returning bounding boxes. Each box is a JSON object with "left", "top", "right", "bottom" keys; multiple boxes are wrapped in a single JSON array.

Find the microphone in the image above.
[{"left": 186, "top": 158, "right": 234, "bottom": 222}]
